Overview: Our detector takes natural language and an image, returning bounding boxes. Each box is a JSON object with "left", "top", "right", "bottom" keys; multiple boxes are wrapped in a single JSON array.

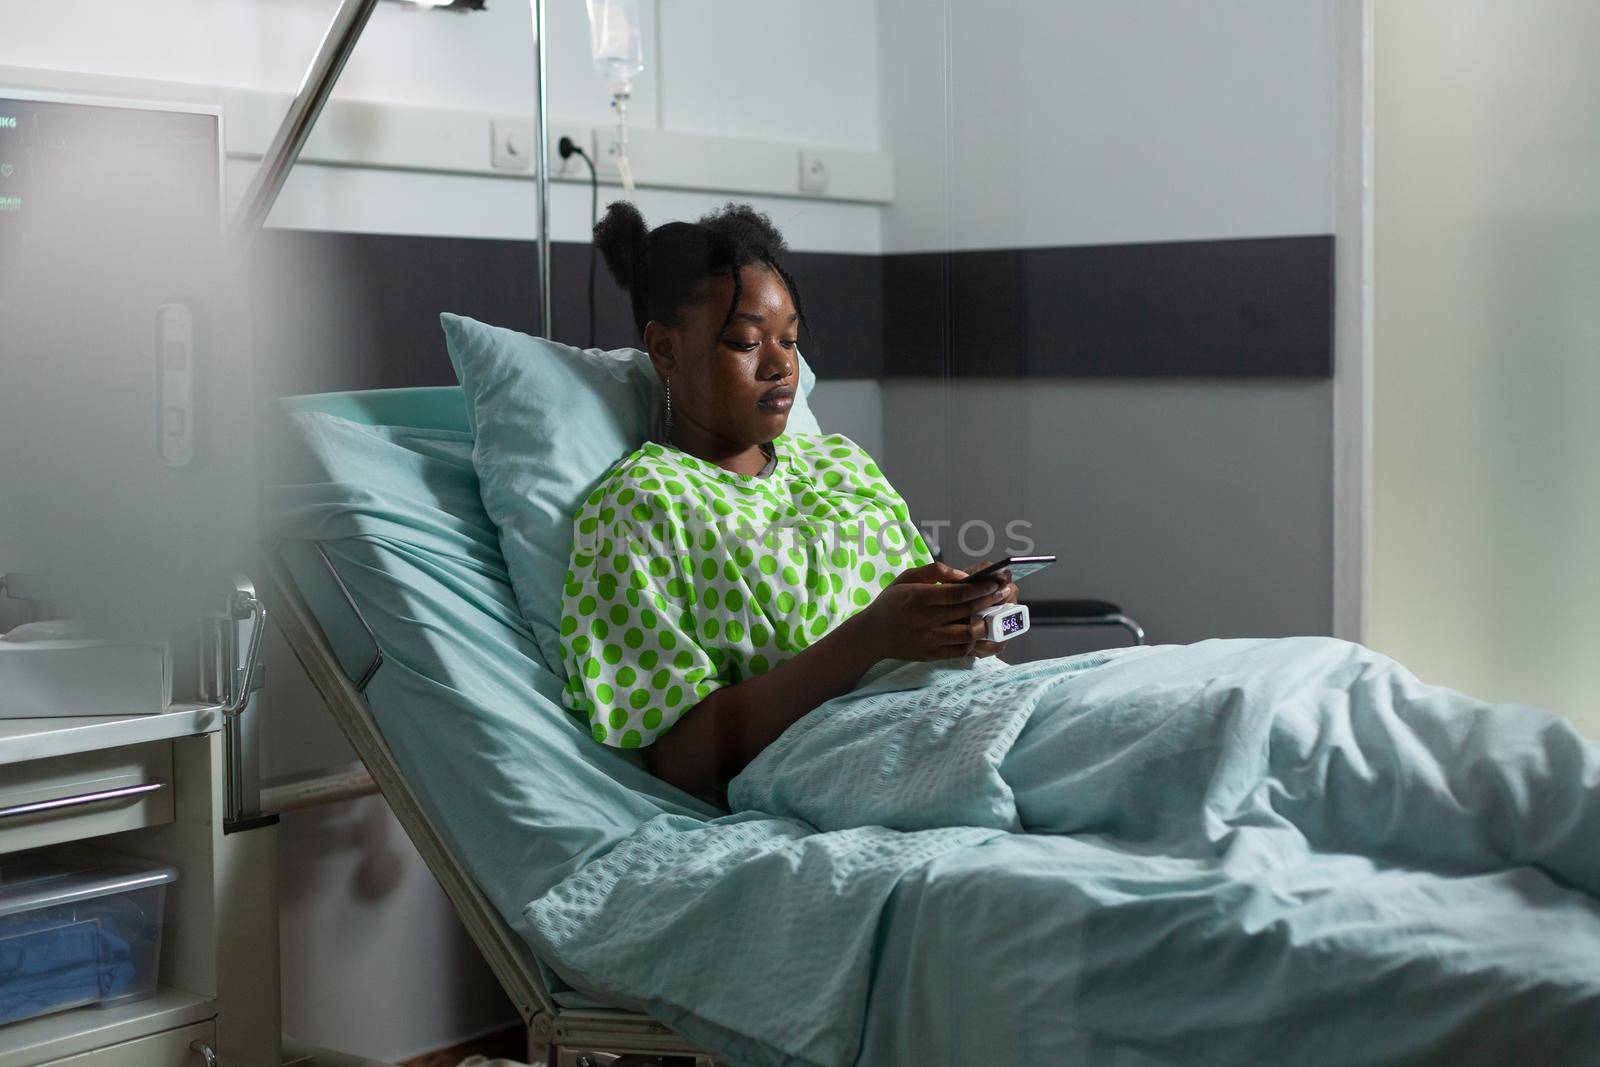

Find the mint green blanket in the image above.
[{"left": 528, "top": 639, "right": 1600, "bottom": 1066}]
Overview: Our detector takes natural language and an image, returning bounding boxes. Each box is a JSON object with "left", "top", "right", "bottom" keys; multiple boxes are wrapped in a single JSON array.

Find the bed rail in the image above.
[
  {"left": 306, "top": 540, "right": 384, "bottom": 692},
  {"left": 260, "top": 764, "right": 378, "bottom": 813}
]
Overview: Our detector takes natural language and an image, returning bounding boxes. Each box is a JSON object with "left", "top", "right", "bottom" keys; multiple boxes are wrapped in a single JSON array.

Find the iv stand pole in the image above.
[
  {"left": 230, "top": 0, "right": 555, "bottom": 339},
  {"left": 532, "top": 0, "right": 552, "bottom": 335}
]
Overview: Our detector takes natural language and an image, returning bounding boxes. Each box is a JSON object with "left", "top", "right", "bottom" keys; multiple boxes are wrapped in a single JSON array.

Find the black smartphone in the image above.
[{"left": 961, "top": 555, "right": 1057, "bottom": 583}]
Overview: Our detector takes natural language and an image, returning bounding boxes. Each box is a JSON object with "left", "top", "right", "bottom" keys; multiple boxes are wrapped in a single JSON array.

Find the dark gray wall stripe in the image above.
[
  {"left": 249, "top": 231, "right": 881, "bottom": 396},
  {"left": 880, "top": 235, "right": 1334, "bottom": 378},
  {"left": 250, "top": 231, "right": 1331, "bottom": 399}
]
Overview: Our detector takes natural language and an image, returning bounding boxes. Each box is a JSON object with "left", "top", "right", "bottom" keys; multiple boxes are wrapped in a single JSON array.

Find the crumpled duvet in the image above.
[{"left": 527, "top": 637, "right": 1600, "bottom": 1066}]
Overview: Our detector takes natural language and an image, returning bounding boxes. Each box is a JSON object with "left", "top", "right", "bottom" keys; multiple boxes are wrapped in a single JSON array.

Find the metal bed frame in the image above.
[
  {"left": 1030, "top": 599, "right": 1146, "bottom": 647},
  {"left": 259, "top": 548, "right": 724, "bottom": 1067}
]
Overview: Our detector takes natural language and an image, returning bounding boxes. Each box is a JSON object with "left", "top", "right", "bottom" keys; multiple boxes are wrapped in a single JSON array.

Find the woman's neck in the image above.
[{"left": 669, "top": 418, "right": 771, "bottom": 477}]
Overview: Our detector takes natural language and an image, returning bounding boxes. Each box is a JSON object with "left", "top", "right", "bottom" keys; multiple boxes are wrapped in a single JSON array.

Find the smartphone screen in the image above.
[{"left": 962, "top": 555, "right": 1056, "bottom": 583}]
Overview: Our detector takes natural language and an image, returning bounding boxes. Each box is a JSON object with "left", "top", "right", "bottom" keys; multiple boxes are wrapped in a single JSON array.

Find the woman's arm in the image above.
[{"left": 645, "top": 562, "right": 1015, "bottom": 794}]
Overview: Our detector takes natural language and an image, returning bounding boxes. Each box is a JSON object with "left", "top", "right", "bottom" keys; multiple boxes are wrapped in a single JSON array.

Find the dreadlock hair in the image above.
[{"left": 593, "top": 201, "right": 809, "bottom": 343}]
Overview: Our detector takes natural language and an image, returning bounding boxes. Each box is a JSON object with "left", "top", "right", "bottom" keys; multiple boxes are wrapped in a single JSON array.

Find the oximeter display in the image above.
[{"left": 979, "top": 603, "right": 1030, "bottom": 642}]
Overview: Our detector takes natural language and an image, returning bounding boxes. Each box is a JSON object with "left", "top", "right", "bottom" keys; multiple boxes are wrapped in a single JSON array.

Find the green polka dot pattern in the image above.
[{"left": 559, "top": 433, "right": 930, "bottom": 748}]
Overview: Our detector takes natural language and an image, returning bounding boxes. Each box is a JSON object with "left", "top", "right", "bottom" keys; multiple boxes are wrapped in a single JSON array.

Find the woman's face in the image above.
[{"left": 645, "top": 265, "right": 798, "bottom": 451}]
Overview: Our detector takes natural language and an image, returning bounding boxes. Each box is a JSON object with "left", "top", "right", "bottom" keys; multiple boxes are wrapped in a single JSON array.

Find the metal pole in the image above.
[
  {"left": 229, "top": 0, "right": 380, "bottom": 248},
  {"left": 532, "top": 0, "right": 553, "bottom": 337}
]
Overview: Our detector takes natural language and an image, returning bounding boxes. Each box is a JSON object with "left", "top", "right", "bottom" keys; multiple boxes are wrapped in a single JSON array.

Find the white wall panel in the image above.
[
  {"left": 0, "top": 0, "right": 882, "bottom": 244},
  {"left": 877, "top": 0, "right": 1337, "bottom": 252},
  {"left": 235, "top": 159, "right": 885, "bottom": 252},
  {"left": 658, "top": 0, "right": 881, "bottom": 152},
  {"left": 0, "top": 0, "right": 641, "bottom": 124}
]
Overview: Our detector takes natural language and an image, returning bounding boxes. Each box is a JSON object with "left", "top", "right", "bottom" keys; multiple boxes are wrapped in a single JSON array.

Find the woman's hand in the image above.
[
  {"left": 857, "top": 561, "right": 1018, "bottom": 661},
  {"left": 964, "top": 561, "right": 1021, "bottom": 657},
  {"left": 959, "top": 561, "right": 1021, "bottom": 607},
  {"left": 936, "top": 559, "right": 1021, "bottom": 658}
]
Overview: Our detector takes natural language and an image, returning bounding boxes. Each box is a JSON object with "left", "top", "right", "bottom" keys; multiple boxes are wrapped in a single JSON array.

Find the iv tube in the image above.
[{"left": 586, "top": 0, "right": 644, "bottom": 191}]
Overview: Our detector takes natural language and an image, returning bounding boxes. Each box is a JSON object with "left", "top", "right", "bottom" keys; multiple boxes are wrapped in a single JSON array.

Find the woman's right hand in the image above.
[{"left": 855, "top": 561, "right": 1015, "bottom": 661}]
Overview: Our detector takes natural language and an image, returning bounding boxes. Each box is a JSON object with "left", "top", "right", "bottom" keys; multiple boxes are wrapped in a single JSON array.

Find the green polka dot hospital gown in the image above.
[{"left": 561, "top": 433, "right": 932, "bottom": 748}]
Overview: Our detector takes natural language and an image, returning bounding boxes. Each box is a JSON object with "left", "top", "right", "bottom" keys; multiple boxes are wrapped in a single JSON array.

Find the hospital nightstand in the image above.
[{"left": 0, "top": 704, "right": 283, "bottom": 1066}]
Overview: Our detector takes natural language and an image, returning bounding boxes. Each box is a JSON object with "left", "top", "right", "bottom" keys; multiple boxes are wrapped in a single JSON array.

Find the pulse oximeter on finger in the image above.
[{"left": 978, "top": 603, "right": 1030, "bottom": 642}]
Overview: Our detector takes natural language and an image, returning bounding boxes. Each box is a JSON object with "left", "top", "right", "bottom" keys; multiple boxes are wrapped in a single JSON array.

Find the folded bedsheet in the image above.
[{"left": 526, "top": 637, "right": 1600, "bottom": 1067}]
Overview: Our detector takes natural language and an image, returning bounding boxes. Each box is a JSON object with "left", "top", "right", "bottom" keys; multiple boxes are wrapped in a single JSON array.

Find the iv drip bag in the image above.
[{"left": 586, "top": 0, "right": 645, "bottom": 97}]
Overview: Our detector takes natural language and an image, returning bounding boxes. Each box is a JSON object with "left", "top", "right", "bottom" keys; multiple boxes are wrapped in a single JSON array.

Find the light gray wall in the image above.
[
  {"left": 875, "top": 0, "right": 1340, "bottom": 654},
  {"left": 808, "top": 380, "right": 884, "bottom": 460},
  {"left": 876, "top": 0, "right": 1336, "bottom": 254},
  {"left": 275, "top": 795, "right": 513, "bottom": 1062},
  {"left": 882, "top": 380, "right": 1333, "bottom": 654}
]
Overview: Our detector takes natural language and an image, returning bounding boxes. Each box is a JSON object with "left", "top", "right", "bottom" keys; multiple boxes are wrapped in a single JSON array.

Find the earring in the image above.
[{"left": 663, "top": 378, "right": 674, "bottom": 442}]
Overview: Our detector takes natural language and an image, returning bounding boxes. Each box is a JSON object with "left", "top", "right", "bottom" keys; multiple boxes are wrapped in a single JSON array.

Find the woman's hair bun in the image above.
[
  {"left": 594, "top": 200, "right": 649, "bottom": 293},
  {"left": 591, "top": 199, "right": 804, "bottom": 338},
  {"left": 700, "top": 201, "right": 788, "bottom": 258}
]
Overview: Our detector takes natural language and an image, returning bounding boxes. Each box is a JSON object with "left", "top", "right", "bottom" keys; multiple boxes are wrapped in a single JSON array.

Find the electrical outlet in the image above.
[
  {"left": 548, "top": 122, "right": 591, "bottom": 178},
  {"left": 490, "top": 118, "right": 533, "bottom": 171},
  {"left": 798, "top": 150, "right": 831, "bottom": 196}
]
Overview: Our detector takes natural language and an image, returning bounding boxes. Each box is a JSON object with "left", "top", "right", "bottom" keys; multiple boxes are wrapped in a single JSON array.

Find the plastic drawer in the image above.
[{"left": 0, "top": 847, "right": 178, "bottom": 1028}]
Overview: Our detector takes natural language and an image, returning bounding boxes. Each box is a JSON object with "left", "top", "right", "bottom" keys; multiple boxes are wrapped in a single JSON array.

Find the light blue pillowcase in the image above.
[{"left": 440, "top": 313, "right": 821, "bottom": 675}]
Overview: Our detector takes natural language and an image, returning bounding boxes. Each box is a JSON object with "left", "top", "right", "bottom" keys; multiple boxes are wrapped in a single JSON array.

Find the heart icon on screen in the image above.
[{"left": 0, "top": 164, "right": 13, "bottom": 178}]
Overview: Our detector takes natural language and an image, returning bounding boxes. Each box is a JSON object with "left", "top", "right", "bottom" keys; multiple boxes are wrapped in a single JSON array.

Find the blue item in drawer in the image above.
[
  {"left": 0, "top": 916, "right": 137, "bottom": 1025},
  {"left": 0, "top": 847, "right": 176, "bottom": 1028}
]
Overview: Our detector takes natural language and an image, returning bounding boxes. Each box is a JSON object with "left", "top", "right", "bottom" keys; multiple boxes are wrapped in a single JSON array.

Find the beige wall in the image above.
[{"left": 1372, "top": 2, "right": 1600, "bottom": 737}]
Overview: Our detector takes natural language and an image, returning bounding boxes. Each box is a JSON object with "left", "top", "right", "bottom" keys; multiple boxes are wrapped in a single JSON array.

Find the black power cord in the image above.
[{"left": 558, "top": 135, "right": 600, "bottom": 349}]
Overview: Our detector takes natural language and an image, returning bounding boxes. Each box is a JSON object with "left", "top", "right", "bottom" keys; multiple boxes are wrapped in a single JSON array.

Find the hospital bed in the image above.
[
  {"left": 262, "top": 385, "right": 1158, "bottom": 1067},
  {"left": 258, "top": 382, "right": 1600, "bottom": 1067},
  {"left": 260, "top": 386, "right": 723, "bottom": 1066}
]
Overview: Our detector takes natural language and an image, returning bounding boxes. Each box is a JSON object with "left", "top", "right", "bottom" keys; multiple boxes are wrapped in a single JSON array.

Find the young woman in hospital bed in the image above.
[
  {"left": 562, "top": 198, "right": 1597, "bottom": 861},
  {"left": 527, "top": 202, "right": 1600, "bottom": 1062},
  {"left": 562, "top": 203, "right": 1013, "bottom": 793}
]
